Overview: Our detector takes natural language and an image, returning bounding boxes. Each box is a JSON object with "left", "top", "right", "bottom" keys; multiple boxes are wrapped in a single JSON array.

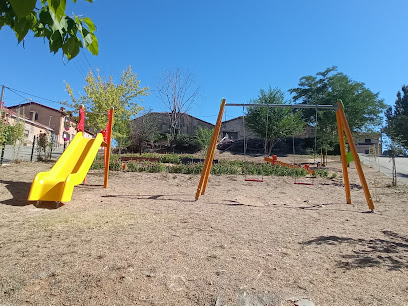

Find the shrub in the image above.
[
  {"left": 211, "top": 161, "right": 240, "bottom": 175},
  {"left": 160, "top": 153, "right": 181, "bottom": 164},
  {"left": 171, "top": 133, "right": 202, "bottom": 153},
  {"left": 194, "top": 127, "right": 213, "bottom": 151},
  {"left": 315, "top": 169, "right": 329, "bottom": 177}
]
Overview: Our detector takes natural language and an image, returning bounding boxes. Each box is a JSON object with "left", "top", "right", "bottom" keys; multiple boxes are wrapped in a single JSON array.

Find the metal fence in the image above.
[{"left": 0, "top": 143, "right": 64, "bottom": 165}]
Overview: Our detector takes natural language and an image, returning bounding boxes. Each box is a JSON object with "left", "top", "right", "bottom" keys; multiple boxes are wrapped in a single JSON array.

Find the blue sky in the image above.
[{"left": 1, "top": 0, "right": 407, "bottom": 124}]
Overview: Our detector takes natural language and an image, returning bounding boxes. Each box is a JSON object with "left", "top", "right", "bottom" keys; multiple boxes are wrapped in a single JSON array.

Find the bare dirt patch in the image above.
[{"left": 1, "top": 156, "right": 408, "bottom": 305}]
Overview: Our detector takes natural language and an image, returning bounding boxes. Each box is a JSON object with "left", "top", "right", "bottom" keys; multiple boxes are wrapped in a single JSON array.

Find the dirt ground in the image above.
[{"left": 1, "top": 153, "right": 408, "bottom": 306}]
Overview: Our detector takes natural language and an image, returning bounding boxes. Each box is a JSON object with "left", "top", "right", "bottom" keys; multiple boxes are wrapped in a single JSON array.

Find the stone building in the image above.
[
  {"left": 355, "top": 134, "right": 382, "bottom": 155},
  {"left": 132, "top": 112, "right": 214, "bottom": 136}
]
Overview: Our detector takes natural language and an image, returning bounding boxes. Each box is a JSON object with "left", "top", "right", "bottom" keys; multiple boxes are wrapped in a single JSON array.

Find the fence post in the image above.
[
  {"left": 30, "top": 135, "right": 36, "bottom": 162},
  {"left": 0, "top": 142, "right": 5, "bottom": 165}
]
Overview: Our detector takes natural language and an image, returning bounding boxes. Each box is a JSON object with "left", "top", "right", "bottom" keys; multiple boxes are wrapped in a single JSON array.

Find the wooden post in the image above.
[
  {"left": 336, "top": 109, "right": 351, "bottom": 204},
  {"left": 201, "top": 102, "right": 226, "bottom": 195},
  {"left": 104, "top": 107, "right": 114, "bottom": 188},
  {"left": 195, "top": 99, "right": 226, "bottom": 200},
  {"left": 337, "top": 101, "right": 374, "bottom": 211}
]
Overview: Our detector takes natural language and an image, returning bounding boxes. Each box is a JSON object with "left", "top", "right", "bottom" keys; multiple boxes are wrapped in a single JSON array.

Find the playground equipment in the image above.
[
  {"left": 264, "top": 155, "right": 315, "bottom": 175},
  {"left": 28, "top": 106, "right": 114, "bottom": 203},
  {"left": 195, "top": 99, "right": 375, "bottom": 212}
]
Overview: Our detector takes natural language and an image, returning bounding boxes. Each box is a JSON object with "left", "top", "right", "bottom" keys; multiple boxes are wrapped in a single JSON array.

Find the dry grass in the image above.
[{"left": 1, "top": 155, "right": 408, "bottom": 306}]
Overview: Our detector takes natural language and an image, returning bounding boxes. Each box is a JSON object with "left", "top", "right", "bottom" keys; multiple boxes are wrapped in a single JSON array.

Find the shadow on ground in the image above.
[
  {"left": 0, "top": 180, "right": 31, "bottom": 206},
  {"left": 301, "top": 231, "right": 408, "bottom": 271}
]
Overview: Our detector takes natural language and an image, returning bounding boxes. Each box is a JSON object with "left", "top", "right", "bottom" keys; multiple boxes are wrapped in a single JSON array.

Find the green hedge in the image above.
[{"left": 90, "top": 156, "right": 331, "bottom": 178}]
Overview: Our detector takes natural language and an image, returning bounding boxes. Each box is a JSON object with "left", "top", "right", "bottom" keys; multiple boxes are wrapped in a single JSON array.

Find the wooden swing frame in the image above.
[{"left": 195, "top": 99, "right": 375, "bottom": 212}]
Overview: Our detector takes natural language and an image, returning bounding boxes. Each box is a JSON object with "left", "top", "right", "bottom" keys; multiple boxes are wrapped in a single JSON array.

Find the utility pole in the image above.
[{"left": 0, "top": 85, "right": 5, "bottom": 115}]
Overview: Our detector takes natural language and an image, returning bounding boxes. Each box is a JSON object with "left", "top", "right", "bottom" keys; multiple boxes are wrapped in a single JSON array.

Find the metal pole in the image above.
[
  {"left": 30, "top": 135, "right": 36, "bottom": 162},
  {"left": 0, "top": 142, "right": 5, "bottom": 165},
  {"left": 226, "top": 103, "right": 338, "bottom": 110},
  {"left": 0, "top": 85, "right": 5, "bottom": 108}
]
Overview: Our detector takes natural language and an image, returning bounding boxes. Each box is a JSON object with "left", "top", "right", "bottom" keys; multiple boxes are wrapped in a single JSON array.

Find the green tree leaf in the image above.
[
  {"left": 10, "top": 0, "right": 36, "bottom": 18},
  {"left": 49, "top": 30, "right": 63, "bottom": 53},
  {"left": 62, "top": 35, "right": 81, "bottom": 60},
  {"left": 84, "top": 17, "right": 95, "bottom": 32},
  {"left": 47, "top": 0, "right": 67, "bottom": 22},
  {"left": 2, "top": 0, "right": 98, "bottom": 61},
  {"left": 13, "top": 16, "right": 30, "bottom": 43}
]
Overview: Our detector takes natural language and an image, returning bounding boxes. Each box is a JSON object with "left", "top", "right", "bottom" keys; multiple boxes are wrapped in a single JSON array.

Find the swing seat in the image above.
[
  {"left": 244, "top": 178, "right": 264, "bottom": 182},
  {"left": 294, "top": 182, "right": 314, "bottom": 185}
]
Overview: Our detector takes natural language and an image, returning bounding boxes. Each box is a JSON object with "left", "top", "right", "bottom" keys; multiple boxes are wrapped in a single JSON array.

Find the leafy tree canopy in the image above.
[
  {"left": 63, "top": 66, "right": 149, "bottom": 151},
  {"left": 0, "top": 0, "right": 98, "bottom": 60},
  {"left": 290, "top": 67, "right": 386, "bottom": 148},
  {"left": 385, "top": 85, "right": 408, "bottom": 150},
  {"left": 245, "top": 87, "right": 305, "bottom": 155}
]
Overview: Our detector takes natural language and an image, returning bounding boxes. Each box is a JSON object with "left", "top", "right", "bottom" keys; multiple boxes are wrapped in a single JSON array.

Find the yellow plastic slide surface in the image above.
[{"left": 28, "top": 132, "right": 104, "bottom": 202}]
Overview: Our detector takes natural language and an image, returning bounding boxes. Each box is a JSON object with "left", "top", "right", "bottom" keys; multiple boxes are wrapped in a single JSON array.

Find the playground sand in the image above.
[{"left": 1, "top": 154, "right": 408, "bottom": 306}]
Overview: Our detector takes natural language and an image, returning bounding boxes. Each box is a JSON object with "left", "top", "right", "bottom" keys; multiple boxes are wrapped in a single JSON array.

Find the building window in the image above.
[
  {"left": 365, "top": 149, "right": 369, "bottom": 154},
  {"left": 365, "top": 139, "right": 371, "bottom": 143},
  {"left": 34, "top": 113, "right": 39, "bottom": 121}
]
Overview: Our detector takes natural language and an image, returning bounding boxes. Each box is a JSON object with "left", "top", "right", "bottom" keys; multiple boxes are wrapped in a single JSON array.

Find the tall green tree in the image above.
[
  {"left": 245, "top": 87, "right": 305, "bottom": 155},
  {"left": 289, "top": 67, "right": 386, "bottom": 149},
  {"left": 0, "top": 0, "right": 98, "bottom": 60},
  {"left": 64, "top": 66, "right": 149, "bottom": 152},
  {"left": 385, "top": 85, "right": 408, "bottom": 150}
]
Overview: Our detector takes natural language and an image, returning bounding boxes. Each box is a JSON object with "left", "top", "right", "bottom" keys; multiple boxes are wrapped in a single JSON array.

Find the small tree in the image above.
[
  {"left": 245, "top": 87, "right": 305, "bottom": 155},
  {"left": 64, "top": 66, "right": 149, "bottom": 153},
  {"left": 385, "top": 85, "right": 408, "bottom": 150},
  {"left": 130, "top": 111, "right": 158, "bottom": 154},
  {"left": 156, "top": 68, "right": 199, "bottom": 138},
  {"left": 385, "top": 140, "right": 406, "bottom": 186},
  {"left": 36, "top": 132, "right": 49, "bottom": 161},
  {"left": 194, "top": 126, "right": 213, "bottom": 154}
]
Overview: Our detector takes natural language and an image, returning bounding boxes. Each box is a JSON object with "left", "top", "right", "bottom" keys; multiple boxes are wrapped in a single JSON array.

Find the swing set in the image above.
[{"left": 195, "top": 99, "right": 375, "bottom": 212}]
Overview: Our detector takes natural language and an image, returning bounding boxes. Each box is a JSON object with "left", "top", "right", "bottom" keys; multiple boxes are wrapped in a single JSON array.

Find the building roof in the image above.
[
  {"left": 7, "top": 101, "right": 66, "bottom": 114},
  {"left": 133, "top": 112, "right": 215, "bottom": 127},
  {"left": 3, "top": 108, "right": 53, "bottom": 131},
  {"left": 222, "top": 116, "right": 244, "bottom": 124}
]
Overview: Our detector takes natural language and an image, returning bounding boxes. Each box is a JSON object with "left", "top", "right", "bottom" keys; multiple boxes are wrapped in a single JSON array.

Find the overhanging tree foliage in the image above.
[
  {"left": 63, "top": 66, "right": 149, "bottom": 152},
  {"left": 290, "top": 66, "right": 386, "bottom": 150},
  {"left": 245, "top": 87, "right": 305, "bottom": 155},
  {"left": 385, "top": 85, "right": 408, "bottom": 150},
  {"left": 0, "top": 0, "right": 98, "bottom": 60}
]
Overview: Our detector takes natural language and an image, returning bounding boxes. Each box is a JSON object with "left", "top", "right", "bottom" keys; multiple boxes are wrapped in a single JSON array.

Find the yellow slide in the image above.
[{"left": 28, "top": 132, "right": 104, "bottom": 203}]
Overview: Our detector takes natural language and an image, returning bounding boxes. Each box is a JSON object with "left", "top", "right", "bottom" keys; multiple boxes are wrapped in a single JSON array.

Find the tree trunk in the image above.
[{"left": 392, "top": 156, "right": 397, "bottom": 186}]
